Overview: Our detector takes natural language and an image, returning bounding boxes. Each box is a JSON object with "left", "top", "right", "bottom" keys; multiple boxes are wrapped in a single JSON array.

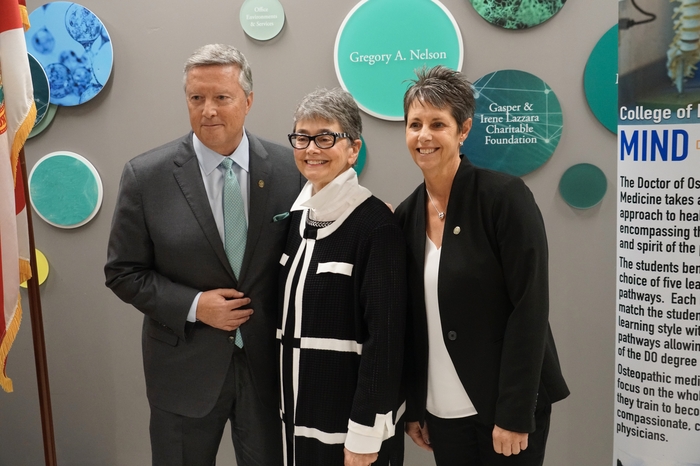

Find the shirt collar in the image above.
[{"left": 193, "top": 130, "right": 250, "bottom": 174}]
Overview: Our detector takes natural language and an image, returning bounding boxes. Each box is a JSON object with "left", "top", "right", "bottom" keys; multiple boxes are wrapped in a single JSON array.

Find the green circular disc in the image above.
[
  {"left": 584, "top": 25, "right": 617, "bottom": 133},
  {"left": 239, "top": 0, "right": 285, "bottom": 41},
  {"left": 29, "top": 151, "right": 103, "bottom": 228},
  {"left": 335, "top": 0, "right": 463, "bottom": 121},
  {"left": 356, "top": 135, "right": 367, "bottom": 176},
  {"left": 463, "top": 69, "right": 563, "bottom": 176},
  {"left": 469, "top": 0, "right": 567, "bottom": 30},
  {"left": 28, "top": 103, "right": 57, "bottom": 138},
  {"left": 559, "top": 163, "right": 607, "bottom": 209},
  {"left": 28, "top": 53, "right": 50, "bottom": 128}
]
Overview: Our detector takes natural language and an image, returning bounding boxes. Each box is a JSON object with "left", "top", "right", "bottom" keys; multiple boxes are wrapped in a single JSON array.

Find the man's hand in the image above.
[
  {"left": 492, "top": 425, "right": 528, "bottom": 456},
  {"left": 195, "top": 288, "right": 253, "bottom": 331},
  {"left": 343, "top": 448, "right": 378, "bottom": 466},
  {"left": 405, "top": 421, "right": 432, "bottom": 451}
]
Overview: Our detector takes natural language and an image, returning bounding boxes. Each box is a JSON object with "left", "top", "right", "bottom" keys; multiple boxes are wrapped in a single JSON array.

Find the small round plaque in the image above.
[
  {"left": 27, "top": 53, "right": 50, "bottom": 128},
  {"left": 28, "top": 104, "right": 58, "bottom": 139},
  {"left": 356, "top": 135, "right": 367, "bottom": 176},
  {"left": 20, "top": 249, "right": 49, "bottom": 288},
  {"left": 29, "top": 151, "right": 103, "bottom": 228},
  {"left": 240, "top": 0, "right": 285, "bottom": 41},
  {"left": 559, "top": 163, "right": 607, "bottom": 209}
]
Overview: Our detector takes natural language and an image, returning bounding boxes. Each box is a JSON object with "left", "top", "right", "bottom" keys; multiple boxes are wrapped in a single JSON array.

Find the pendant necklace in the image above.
[{"left": 425, "top": 188, "right": 445, "bottom": 220}]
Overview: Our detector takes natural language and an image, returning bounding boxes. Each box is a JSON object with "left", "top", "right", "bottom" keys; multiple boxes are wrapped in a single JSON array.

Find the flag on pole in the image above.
[{"left": 0, "top": 0, "right": 36, "bottom": 393}]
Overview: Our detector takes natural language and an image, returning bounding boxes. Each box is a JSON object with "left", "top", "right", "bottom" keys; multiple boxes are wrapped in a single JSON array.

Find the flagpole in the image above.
[{"left": 19, "top": 147, "right": 57, "bottom": 466}]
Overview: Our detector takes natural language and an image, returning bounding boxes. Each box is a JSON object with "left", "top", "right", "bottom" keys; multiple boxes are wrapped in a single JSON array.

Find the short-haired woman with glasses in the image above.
[{"left": 278, "top": 87, "right": 407, "bottom": 466}]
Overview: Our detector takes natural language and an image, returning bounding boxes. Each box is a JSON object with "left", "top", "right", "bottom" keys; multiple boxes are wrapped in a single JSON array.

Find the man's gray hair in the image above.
[
  {"left": 403, "top": 65, "right": 475, "bottom": 126},
  {"left": 183, "top": 44, "right": 253, "bottom": 96},
  {"left": 293, "top": 88, "right": 363, "bottom": 141}
]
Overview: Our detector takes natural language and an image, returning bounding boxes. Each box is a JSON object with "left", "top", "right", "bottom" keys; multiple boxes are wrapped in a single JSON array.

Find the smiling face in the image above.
[
  {"left": 293, "top": 118, "right": 360, "bottom": 194},
  {"left": 405, "top": 100, "right": 472, "bottom": 177},
  {"left": 185, "top": 65, "right": 253, "bottom": 155}
]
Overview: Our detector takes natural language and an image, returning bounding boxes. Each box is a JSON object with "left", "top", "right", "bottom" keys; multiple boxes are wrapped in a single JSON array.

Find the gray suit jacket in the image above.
[{"left": 105, "top": 131, "right": 303, "bottom": 417}]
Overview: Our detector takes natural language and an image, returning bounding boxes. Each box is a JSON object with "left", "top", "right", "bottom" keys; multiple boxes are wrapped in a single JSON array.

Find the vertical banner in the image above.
[{"left": 616, "top": 2, "right": 700, "bottom": 463}]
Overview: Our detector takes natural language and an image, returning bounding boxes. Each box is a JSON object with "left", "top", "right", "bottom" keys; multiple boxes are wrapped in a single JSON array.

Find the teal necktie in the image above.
[{"left": 220, "top": 157, "right": 246, "bottom": 347}]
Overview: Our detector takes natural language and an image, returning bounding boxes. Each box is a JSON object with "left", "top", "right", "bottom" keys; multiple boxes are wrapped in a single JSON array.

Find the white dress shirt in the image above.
[{"left": 424, "top": 236, "right": 478, "bottom": 418}]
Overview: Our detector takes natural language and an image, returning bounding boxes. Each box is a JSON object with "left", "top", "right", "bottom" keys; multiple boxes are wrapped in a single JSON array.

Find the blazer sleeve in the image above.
[
  {"left": 345, "top": 221, "right": 407, "bottom": 453},
  {"left": 104, "top": 161, "right": 199, "bottom": 340},
  {"left": 492, "top": 177, "right": 550, "bottom": 433}
]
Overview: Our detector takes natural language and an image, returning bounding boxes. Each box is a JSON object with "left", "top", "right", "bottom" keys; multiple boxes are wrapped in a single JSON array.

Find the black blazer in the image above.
[
  {"left": 395, "top": 156, "right": 569, "bottom": 433},
  {"left": 105, "top": 131, "right": 303, "bottom": 417}
]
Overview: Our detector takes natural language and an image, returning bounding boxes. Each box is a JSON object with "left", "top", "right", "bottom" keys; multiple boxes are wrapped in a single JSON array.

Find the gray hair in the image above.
[
  {"left": 293, "top": 88, "right": 362, "bottom": 142},
  {"left": 403, "top": 65, "right": 475, "bottom": 126},
  {"left": 183, "top": 44, "right": 253, "bottom": 96}
]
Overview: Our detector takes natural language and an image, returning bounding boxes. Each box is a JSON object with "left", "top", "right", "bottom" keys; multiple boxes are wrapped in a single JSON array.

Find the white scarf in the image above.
[{"left": 290, "top": 168, "right": 372, "bottom": 222}]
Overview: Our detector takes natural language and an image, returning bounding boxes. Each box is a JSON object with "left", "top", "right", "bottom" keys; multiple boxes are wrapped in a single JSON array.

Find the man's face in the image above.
[{"left": 185, "top": 65, "right": 253, "bottom": 155}]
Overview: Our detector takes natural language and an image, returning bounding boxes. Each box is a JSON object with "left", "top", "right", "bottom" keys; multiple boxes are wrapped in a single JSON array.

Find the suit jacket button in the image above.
[
  {"left": 228, "top": 335, "right": 236, "bottom": 344},
  {"left": 447, "top": 331, "right": 457, "bottom": 341},
  {"left": 453, "top": 226, "right": 461, "bottom": 235}
]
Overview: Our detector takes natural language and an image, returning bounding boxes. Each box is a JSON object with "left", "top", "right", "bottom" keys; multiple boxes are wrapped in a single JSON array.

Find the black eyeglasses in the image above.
[{"left": 288, "top": 132, "right": 350, "bottom": 149}]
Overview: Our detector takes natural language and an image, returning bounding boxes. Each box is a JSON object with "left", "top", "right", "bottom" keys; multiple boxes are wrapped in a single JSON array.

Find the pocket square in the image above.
[{"left": 272, "top": 212, "right": 290, "bottom": 222}]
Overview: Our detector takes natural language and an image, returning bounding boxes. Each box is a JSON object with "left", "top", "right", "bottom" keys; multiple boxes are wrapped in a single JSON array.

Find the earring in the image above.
[{"left": 459, "top": 140, "right": 464, "bottom": 146}]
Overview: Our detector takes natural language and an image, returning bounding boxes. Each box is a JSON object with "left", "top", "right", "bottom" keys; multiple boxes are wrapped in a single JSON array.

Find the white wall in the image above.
[{"left": 0, "top": 0, "right": 617, "bottom": 464}]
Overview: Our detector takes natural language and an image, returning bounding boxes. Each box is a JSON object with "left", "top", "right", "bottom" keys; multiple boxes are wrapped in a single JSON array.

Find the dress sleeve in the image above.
[{"left": 345, "top": 222, "right": 407, "bottom": 453}]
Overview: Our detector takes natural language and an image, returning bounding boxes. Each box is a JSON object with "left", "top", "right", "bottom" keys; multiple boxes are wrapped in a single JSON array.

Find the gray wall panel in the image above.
[{"left": 1, "top": 0, "right": 617, "bottom": 464}]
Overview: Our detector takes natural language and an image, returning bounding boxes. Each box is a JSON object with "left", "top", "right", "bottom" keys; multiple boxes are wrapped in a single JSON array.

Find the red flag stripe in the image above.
[{"left": 0, "top": 0, "right": 22, "bottom": 33}]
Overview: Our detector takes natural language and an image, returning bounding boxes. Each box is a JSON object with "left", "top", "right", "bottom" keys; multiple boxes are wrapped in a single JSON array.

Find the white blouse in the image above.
[{"left": 424, "top": 236, "right": 478, "bottom": 419}]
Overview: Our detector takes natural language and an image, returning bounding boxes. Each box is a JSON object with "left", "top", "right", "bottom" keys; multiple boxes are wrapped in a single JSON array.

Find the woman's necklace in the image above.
[{"left": 425, "top": 188, "right": 445, "bottom": 220}]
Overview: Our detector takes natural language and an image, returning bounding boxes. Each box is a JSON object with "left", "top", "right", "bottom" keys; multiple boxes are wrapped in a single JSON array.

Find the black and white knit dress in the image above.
[{"left": 278, "top": 173, "right": 407, "bottom": 466}]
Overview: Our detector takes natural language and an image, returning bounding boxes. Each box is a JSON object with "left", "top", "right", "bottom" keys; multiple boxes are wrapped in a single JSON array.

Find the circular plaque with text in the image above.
[
  {"left": 335, "top": 0, "right": 462, "bottom": 121},
  {"left": 463, "top": 69, "right": 563, "bottom": 176},
  {"left": 240, "top": 0, "right": 285, "bottom": 41}
]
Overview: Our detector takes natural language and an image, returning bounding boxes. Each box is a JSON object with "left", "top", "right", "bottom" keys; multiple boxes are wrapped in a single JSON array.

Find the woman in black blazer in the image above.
[{"left": 395, "top": 66, "right": 569, "bottom": 466}]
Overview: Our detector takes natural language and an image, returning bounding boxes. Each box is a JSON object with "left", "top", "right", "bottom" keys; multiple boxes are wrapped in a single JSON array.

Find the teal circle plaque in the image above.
[
  {"left": 239, "top": 0, "right": 285, "bottom": 41},
  {"left": 28, "top": 53, "right": 50, "bottom": 128},
  {"left": 335, "top": 0, "right": 463, "bottom": 121},
  {"left": 356, "top": 135, "right": 367, "bottom": 176},
  {"left": 28, "top": 104, "right": 57, "bottom": 139},
  {"left": 584, "top": 25, "right": 617, "bottom": 133},
  {"left": 559, "top": 163, "right": 607, "bottom": 209},
  {"left": 29, "top": 151, "right": 103, "bottom": 228},
  {"left": 469, "top": 0, "right": 567, "bottom": 29},
  {"left": 463, "top": 69, "right": 563, "bottom": 176}
]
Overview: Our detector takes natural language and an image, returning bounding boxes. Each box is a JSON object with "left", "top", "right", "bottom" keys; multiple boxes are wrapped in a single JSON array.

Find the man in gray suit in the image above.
[{"left": 105, "top": 44, "right": 302, "bottom": 466}]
